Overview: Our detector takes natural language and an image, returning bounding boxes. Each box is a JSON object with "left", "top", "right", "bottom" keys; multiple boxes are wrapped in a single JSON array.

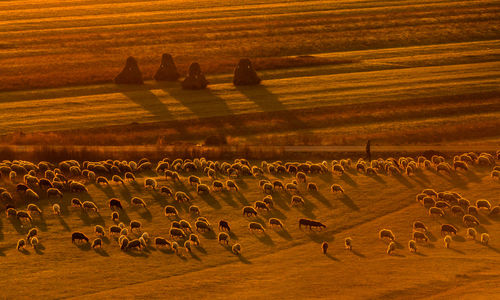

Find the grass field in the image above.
[{"left": 0, "top": 158, "right": 499, "bottom": 299}]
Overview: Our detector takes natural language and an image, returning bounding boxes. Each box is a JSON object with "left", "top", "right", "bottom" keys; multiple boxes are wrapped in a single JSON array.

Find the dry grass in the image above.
[
  {"left": 0, "top": 0, "right": 499, "bottom": 90},
  {"left": 0, "top": 158, "right": 499, "bottom": 298}
]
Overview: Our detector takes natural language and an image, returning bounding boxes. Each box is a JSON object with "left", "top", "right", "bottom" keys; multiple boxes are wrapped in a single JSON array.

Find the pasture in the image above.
[{"left": 0, "top": 154, "right": 499, "bottom": 298}]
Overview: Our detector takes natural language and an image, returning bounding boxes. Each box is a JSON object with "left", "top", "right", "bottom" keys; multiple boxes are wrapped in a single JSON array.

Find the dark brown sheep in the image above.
[
  {"left": 72, "top": 232, "right": 89, "bottom": 243},
  {"left": 440, "top": 224, "right": 457, "bottom": 236}
]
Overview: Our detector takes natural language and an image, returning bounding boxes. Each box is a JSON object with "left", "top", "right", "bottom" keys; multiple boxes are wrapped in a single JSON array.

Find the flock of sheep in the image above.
[{"left": 0, "top": 149, "right": 498, "bottom": 258}]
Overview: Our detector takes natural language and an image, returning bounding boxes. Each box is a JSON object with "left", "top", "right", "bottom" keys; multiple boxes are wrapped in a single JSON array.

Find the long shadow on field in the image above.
[
  {"left": 79, "top": 211, "right": 105, "bottom": 226},
  {"left": 339, "top": 173, "right": 358, "bottom": 187},
  {"left": 351, "top": 249, "right": 365, "bottom": 258},
  {"left": 236, "top": 85, "right": 306, "bottom": 129},
  {"left": 309, "top": 191, "right": 332, "bottom": 208},
  {"left": 392, "top": 174, "right": 414, "bottom": 188},
  {"left": 219, "top": 192, "right": 238, "bottom": 208},
  {"left": 57, "top": 215, "right": 71, "bottom": 232},
  {"left": 122, "top": 86, "right": 174, "bottom": 121},
  {"left": 137, "top": 208, "right": 153, "bottom": 222},
  {"left": 94, "top": 248, "right": 109, "bottom": 257},
  {"left": 165, "top": 84, "right": 232, "bottom": 120},
  {"left": 200, "top": 194, "right": 222, "bottom": 209},
  {"left": 367, "top": 174, "right": 386, "bottom": 185},
  {"left": 338, "top": 194, "right": 359, "bottom": 211},
  {"left": 0, "top": 217, "right": 3, "bottom": 241},
  {"left": 325, "top": 253, "right": 340, "bottom": 261},
  {"left": 275, "top": 228, "right": 292, "bottom": 241}
]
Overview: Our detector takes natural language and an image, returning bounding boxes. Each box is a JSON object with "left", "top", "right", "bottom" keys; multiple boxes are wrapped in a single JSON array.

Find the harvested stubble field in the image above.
[
  {"left": 0, "top": 0, "right": 500, "bottom": 147},
  {"left": 0, "top": 155, "right": 499, "bottom": 299}
]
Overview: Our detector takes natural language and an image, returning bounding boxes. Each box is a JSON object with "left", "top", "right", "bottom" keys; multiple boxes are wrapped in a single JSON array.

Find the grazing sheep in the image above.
[
  {"left": 197, "top": 184, "right": 210, "bottom": 194},
  {"left": 90, "top": 238, "right": 102, "bottom": 249},
  {"left": 120, "top": 228, "right": 129, "bottom": 236},
  {"left": 144, "top": 178, "right": 157, "bottom": 190},
  {"left": 232, "top": 243, "right": 241, "bottom": 255},
  {"left": 458, "top": 198, "right": 471, "bottom": 209},
  {"left": 188, "top": 175, "right": 201, "bottom": 186},
  {"left": 453, "top": 161, "right": 468, "bottom": 171},
  {"left": 131, "top": 197, "right": 147, "bottom": 208},
  {"left": 273, "top": 180, "right": 284, "bottom": 191},
  {"left": 412, "top": 231, "right": 428, "bottom": 242},
  {"left": 481, "top": 233, "right": 490, "bottom": 245},
  {"left": 408, "top": 240, "right": 417, "bottom": 253},
  {"left": 444, "top": 235, "right": 452, "bottom": 248},
  {"left": 386, "top": 241, "right": 396, "bottom": 255},
  {"left": 174, "top": 191, "right": 190, "bottom": 203},
  {"left": 307, "top": 183, "right": 318, "bottom": 191},
  {"left": 1, "top": 191, "right": 13, "bottom": 203},
  {"left": 332, "top": 164, "right": 344, "bottom": 174},
  {"left": 180, "top": 220, "right": 193, "bottom": 232},
  {"left": 379, "top": 229, "right": 395, "bottom": 241},
  {"left": 429, "top": 207, "right": 445, "bottom": 217},
  {"left": 422, "top": 189, "right": 437, "bottom": 197},
  {"left": 491, "top": 170, "right": 500, "bottom": 179},
  {"left": 72, "top": 232, "right": 89, "bottom": 244},
  {"left": 463, "top": 214, "right": 480, "bottom": 227},
  {"left": 261, "top": 196, "right": 274, "bottom": 208},
  {"left": 9, "top": 171, "right": 16, "bottom": 182},
  {"left": 345, "top": 237, "right": 352, "bottom": 250},
  {"left": 436, "top": 162, "right": 452, "bottom": 175},
  {"left": 38, "top": 179, "right": 53, "bottom": 189},
  {"left": 262, "top": 183, "right": 273, "bottom": 195},
  {"left": 94, "top": 225, "right": 105, "bottom": 237},
  {"left": 30, "top": 236, "right": 39, "bottom": 249},
  {"left": 296, "top": 172, "right": 307, "bottom": 183},
  {"left": 413, "top": 221, "right": 428, "bottom": 232},
  {"left": 466, "top": 227, "right": 477, "bottom": 240},
  {"left": 109, "top": 198, "right": 123, "bottom": 210},
  {"left": 212, "top": 180, "right": 224, "bottom": 192},
  {"left": 6, "top": 208, "right": 17, "bottom": 218},
  {"left": 219, "top": 220, "right": 231, "bottom": 232},
  {"left": 171, "top": 221, "right": 181, "bottom": 229},
  {"left": 331, "top": 184, "right": 344, "bottom": 193},
  {"left": 195, "top": 220, "right": 211, "bottom": 232},
  {"left": 164, "top": 205, "right": 179, "bottom": 217},
  {"left": 171, "top": 241, "right": 180, "bottom": 254},
  {"left": 446, "top": 203, "right": 463, "bottom": 215},
  {"left": 269, "top": 218, "right": 284, "bottom": 229},
  {"left": 17, "top": 239, "right": 26, "bottom": 251},
  {"left": 111, "top": 211, "right": 120, "bottom": 222},
  {"left": 123, "top": 172, "right": 135, "bottom": 181},
  {"left": 159, "top": 187, "right": 173, "bottom": 198},
  {"left": 254, "top": 200, "right": 269, "bottom": 211},
  {"left": 96, "top": 176, "right": 109, "bottom": 185},
  {"left": 285, "top": 183, "right": 298, "bottom": 193},
  {"left": 441, "top": 224, "right": 458, "bottom": 236},
  {"left": 184, "top": 240, "right": 192, "bottom": 253},
  {"left": 27, "top": 203, "right": 42, "bottom": 215},
  {"left": 468, "top": 206, "right": 479, "bottom": 215},
  {"left": 155, "top": 237, "right": 171, "bottom": 249},
  {"left": 70, "top": 198, "right": 83, "bottom": 209},
  {"left": 218, "top": 232, "right": 230, "bottom": 245},
  {"left": 82, "top": 201, "right": 99, "bottom": 213},
  {"left": 299, "top": 218, "right": 326, "bottom": 230},
  {"left": 242, "top": 206, "right": 258, "bottom": 217},
  {"left": 118, "top": 222, "right": 126, "bottom": 229},
  {"left": 70, "top": 181, "right": 88, "bottom": 193},
  {"left": 111, "top": 175, "right": 124, "bottom": 184},
  {"left": 435, "top": 201, "right": 451, "bottom": 210},
  {"left": 489, "top": 206, "right": 500, "bottom": 216},
  {"left": 130, "top": 220, "right": 142, "bottom": 232},
  {"left": 476, "top": 199, "right": 492, "bottom": 211},
  {"left": 189, "top": 234, "right": 200, "bottom": 246},
  {"left": 16, "top": 211, "right": 32, "bottom": 223},
  {"left": 26, "top": 228, "right": 38, "bottom": 242},
  {"left": 189, "top": 205, "right": 201, "bottom": 216},
  {"left": 290, "top": 195, "right": 305, "bottom": 207},
  {"left": 141, "top": 232, "right": 150, "bottom": 244},
  {"left": 197, "top": 217, "right": 210, "bottom": 225},
  {"left": 248, "top": 222, "right": 265, "bottom": 233},
  {"left": 47, "top": 188, "right": 63, "bottom": 198},
  {"left": 52, "top": 203, "right": 61, "bottom": 216},
  {"left": 127, "top": 239, "right": 143, "bottom": 251},
  {"left": 109, "top": 225, "right": 121, "bottom": 236},
  {"left": 16, "top": 183, "right": 29, "bottom": 193},
  {"left": 226, "top": 180, "right": 239, "bottom": 191},
  {"left": 120, "top": 237, "right": 130, "bottom": 250}
]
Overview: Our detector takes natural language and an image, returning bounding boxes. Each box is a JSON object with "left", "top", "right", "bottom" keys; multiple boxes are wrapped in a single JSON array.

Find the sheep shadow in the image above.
[
  {"left": 32, "top": 215, "right": 48, "bottom": 231},
  {"left": 340, "top": 173, "right": 358, "bottom": 187},
  {"left": 94, "top": 248, "right": 109, "bottom": 257},
  {"left": 237, "top": 254, "right": 251, "bottom": 264},
  {"left": 309, "top": 191, "right": 332, "bottom": 208},
  {"left": 138, "top": 208, "right": 153, "bottom": 222},
  {"left": 118, "top": 209, "right": 132, "bottom": 224},
  {"left": 338, "top": 194, "right": 359, "bottom": 211},
  {"left": 195, "top": 245, "right": 207, "bottom": 254},
  {"left": 228, "top": 231, "right": 238, "bottom": 241},
  {"left": 448, "top": 247, "right": 465, "bottom": 254},
  {"left": 9, "top": 219, "right": 26, "bottom": 235},
  {"left": 219, "top": 193, "right": 239, "bottom": 208},
  {"left": 268, "top": 208, "right": 287, "bottom": 220},
  {"left": 79, "top": 211, "right": 105, "bottom": 226},
  {"left": 124, "top": 250, "right": 149, "bottom": 258},
  {"left": 34, "top": 244, "right": 45, "bottom": 255},
  {"left": 75, "top": 243, "right": 91, "bottom": 251},
  {"left": 325, "top": 253, "right": 340, "bottom": 261},
  {"left": 102, "top": 236, "right": 111, "bottom": 244},
  {"left": 199, "top": 194, "right": 222, "bottom": 210},
  {"left": 188, "top": 251, "right": 201, "bottom": 261},
  {"left": 452, "top": 235, "right": 466, "bottom": 243},
  {"left": 118, "top": 185, "right": 132, "bottom": 202},
  {"left": 351, "top": 249, "right": 365, "bottom": 258},
  {"left": 392, "top": 174, "right": 414, "bottom": 188},
  {"left": 486, "top": 244, "right": 500, "bottom": 254},
  {"left": 200, "top": 230, "right": 216, "bottom": 240},
  {"left": 19, "top": 248, "right": 30, "bottom": 255},
  {"left": 95, "top": 184, "right": 116, "bottom": 198},
  {"left": 275, "top": 228, "right": 293, "bottom": 240},
  {"left": 426, "top": 231, "right": 438, "bottom": 242},
  {"left": 57, "top": 216, "right": 71, "bottom": 231},
  {"left": 252, "top": 232, "right": 275, "bottom": 246},
  {"left": 271, "top": 193, "right": 290, "bottom": 211}
]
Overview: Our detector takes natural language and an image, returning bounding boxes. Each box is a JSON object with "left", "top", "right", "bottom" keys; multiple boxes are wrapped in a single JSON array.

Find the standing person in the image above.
[{"left": 366, "top": 140, "right": 371, "bottom": 162}]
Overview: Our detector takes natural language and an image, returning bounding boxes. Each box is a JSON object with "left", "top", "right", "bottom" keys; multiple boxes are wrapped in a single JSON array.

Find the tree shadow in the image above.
[{"left": 339, "top": 194, "right": 359, "bottom": 211}]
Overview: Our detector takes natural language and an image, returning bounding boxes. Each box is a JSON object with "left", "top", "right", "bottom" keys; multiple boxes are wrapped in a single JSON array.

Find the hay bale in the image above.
[
  {"left": 154, "top": 53, "right": 180, "bottom": 81},
  {"left": 114, "top": 56, "right": 143, "bottom": 84},
  {"left": 233, "top": 58, "right": 261, "bottom": 86},
  {"left": 181, "top": 62, "right": 208, "bottom": 90}
]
